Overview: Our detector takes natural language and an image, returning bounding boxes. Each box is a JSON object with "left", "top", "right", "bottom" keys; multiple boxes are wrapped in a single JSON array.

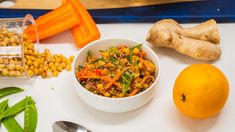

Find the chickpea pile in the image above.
[{"left": 0, "top": 28, "right": 74, "bottom": 78}]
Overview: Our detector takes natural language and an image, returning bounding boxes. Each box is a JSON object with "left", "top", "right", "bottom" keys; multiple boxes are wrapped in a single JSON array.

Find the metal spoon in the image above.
[{"left": 53, "top": 121, "right": 92, "bottom": 132}]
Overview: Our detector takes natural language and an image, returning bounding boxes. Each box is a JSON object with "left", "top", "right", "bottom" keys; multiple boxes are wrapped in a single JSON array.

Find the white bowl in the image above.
[{"left": 72, "top": 38, "right": 160, "bottom": 113}]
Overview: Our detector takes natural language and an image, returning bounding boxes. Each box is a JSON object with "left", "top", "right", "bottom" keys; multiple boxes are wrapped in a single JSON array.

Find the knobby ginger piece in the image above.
[{"left": 146, "top": 19, "right": 221, "bottom": 61}]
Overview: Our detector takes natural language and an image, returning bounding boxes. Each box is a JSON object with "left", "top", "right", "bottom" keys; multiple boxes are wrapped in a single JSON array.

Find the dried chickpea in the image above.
[
  {"left": 15, "top": 38, "right": 20, "bottom": 44},
  {"left": 0, "top": 58, "right": 3, "bottom": 63},
  {"left": 56, "top": 57, "right": 62, "bottom": 63},
  {"left": 25, "top": 65, "right": 29, "bottom": 70},
  {"left": 40, "top": 53, "right": 46, "bottom": 58},
  {"left": 25, "top": 55, "right": 31, "bottom": 60},
  {"left": 3, "top": 58, "right": 9, "bottom": 64},
  {"left": 7, "top": 32, "right": 14, "bottom": 37},
  {"left": 48, "top": 62, "right": 54, "bottom": 68},
  {"left": 28, "top": 44, "right": 34, "bottom": 50},
  {"left": 62, "top": 57, "right": 66, "bottom": 63},
  {"left": 53, "top": 71, "right": 59, "bottom": 77},
  {"left": 61, "top": 63, "right": 66, "bottom": 69},
  {"left": 1, "top": 68, "right": 8, "bottom": 76},
  {"left": 55, "top": 62, "right": 60, "bottom": 67},
  {"left": 28, "top": 50, "right": 33, "bottom": 55},
  {"left": 3, "top": 37, "right": 9, "bottom": 44},
  {"left": 41, "top": 72, "right": 47, "bottom": 78},
  {"left": 0, "top": 34, "right": 4, "bottom": 40},
  {"left": 8, "top": 71, "right": 16, "bottom": 77},
  {"left": 14, "top": 71, "right": 21, "bottom": 77},
  {"left": 16, "top": 65, "right": 23, "bottom": 72},
  {"left": 51, "top": 66, "right": 57, "bottom": 71},
  {"left": 27, "top": 59, "right": 33, "bottom": 66},
  {"left": 65, "top": 65, "right": 72, "bottom": 71},
  {"left": 65, "top": 59, "right": 71, "bottom": 64},
  {"left": 47, "top": 69, "right": 53, "bottom": 77},
  {"left": 44, "top": 66, "right": 49, "bottom": 71},
  {"left": 44, "top": 49, "right": 50, "bottom": 53},
  {"left": 51, "top": 58, "right": 56, "bottom": 63},
  {"left": 57, "top": 65, "right": 63, "bottom": 72},
  {"left": 9, "top": 37, "right": 15, "bottom": 43},
  {"left": 0, "top": 64, "right": 4, "bottom": 69},
  {"left": 9, "top": 59, "right": 15, "bottom": 64},
  {"left": 7, "top": 63, "right": 15, "bottom": 70},
  {"left": 34, "top": 61, "right": 39, "bottom": 68},
  {"left": 33, "top": 52, "right": 38, "bottom": 57},
  {"left": 11, "top": 43, "right": 17, "bottom": 46},
  {"left": 29, "top": 65, "right": 34, "bottom": 71},
  {"left": 69, "top": 56, "right": 74, "bottom": 61},
  {"left": 27, "top": 70, "right": 34, "bottom": 77},
  {"left": 34, "top": 69, "right": 39, "bottom": 75},
  {"left": 2, "top": 41, "right": 7, "bottom": 46},
  {"left": 16, "top": 60, "right": 21, "bottom": 65},
  {"left": 38, "top": 67, "right": 43, "bottom": 74},
  {"left": 39, "top": 58, "right": 44, "bottom": 64},
  {"left": 30, "top": 56, "right": 36, "bottom": 61}
]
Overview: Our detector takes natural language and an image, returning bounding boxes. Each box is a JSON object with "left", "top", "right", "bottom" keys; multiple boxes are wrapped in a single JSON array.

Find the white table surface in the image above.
[{"left": 1, "top": 23, "right": 235, "bottom": 132}]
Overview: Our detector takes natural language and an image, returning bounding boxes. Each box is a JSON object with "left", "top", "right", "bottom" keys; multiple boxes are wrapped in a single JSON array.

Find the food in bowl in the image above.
[
  {"left": 75, "top": 44, "right": 157, "bottom": 98},
  {"left": 72, "top": 39, "right": 160, "bottom": 113}
]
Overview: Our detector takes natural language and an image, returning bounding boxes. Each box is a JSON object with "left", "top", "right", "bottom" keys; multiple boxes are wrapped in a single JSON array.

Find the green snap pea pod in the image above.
[
  {"left": 0, "top": 99, "right": 8, "bottom": 113},
  {"left": 2, "top": 105, "right": 24, "bottom": 132},
  {"left": 26, "top": 96, "right": 35, "bottom": 105},
  {"left": 24, "top": 104, "right": 37, "bottom": 132},
  {"left": 0, "top": 99, "right": 8, "bottom": 123},
  {"left": 0, "top": 98, "right": 28, "bottom": 120},
  {"left": 0, "top": 87, "right": 24, "bottom": 98}
]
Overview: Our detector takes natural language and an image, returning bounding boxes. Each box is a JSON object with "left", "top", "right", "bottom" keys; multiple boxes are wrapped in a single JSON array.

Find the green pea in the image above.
[
  {"left": 0, "top": 87, "right": 24, "bottom": 98},
  {"left": 24, "top": 104, "right": 37, "bottom": 132},
  {"left": 2, "top": 105, "right": 24, "bottom": 132}
]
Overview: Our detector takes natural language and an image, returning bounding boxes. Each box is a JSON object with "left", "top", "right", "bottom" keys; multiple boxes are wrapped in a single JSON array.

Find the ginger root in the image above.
[{"left": 146, "top": 19, "right": 221, "bottom": 61}]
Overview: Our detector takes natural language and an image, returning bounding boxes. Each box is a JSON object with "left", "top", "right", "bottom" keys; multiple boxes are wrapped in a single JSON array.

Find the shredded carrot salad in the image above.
[{"left": 75, "top": 44, "right": 157, "bottom": 98}]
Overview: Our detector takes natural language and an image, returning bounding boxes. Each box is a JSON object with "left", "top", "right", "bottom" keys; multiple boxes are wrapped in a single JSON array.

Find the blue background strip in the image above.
[{"left": 0, "top": 0, "right": 234, "bottom": 23}]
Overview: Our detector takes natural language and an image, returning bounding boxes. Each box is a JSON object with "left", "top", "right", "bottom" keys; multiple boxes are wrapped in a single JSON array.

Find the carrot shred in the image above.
[
  {"left": 76, "top": 73, "right": 122, "bottom": 91},
  {"left": 140, "top": 58, "right": 152, "bottom": 72},
  {"left": 129, "top": 89, "right": 139, "bottom": 96},
  {"left": 77, "top": 75, "right": 99, "bottom": 79},
  {"left": 25, "top": 2, "right": 80, "bottom": 41},
  {"left": 75, "top": 72, "right": 80, "bottom": 78},
  {"left": 113, "top": 82, "right": 122, "bottom": 91},
  {"left": 105, "top": 71, "right": 124, "bottom": 90},
  {"left": 101, "top": 76, "right": 122, "bottom": 91},
  {"left": 141, "top": 72, "right": 150, "bottom": 84},
  {"left": 105, "top": 67, "right": 129, "bottom": 90}
]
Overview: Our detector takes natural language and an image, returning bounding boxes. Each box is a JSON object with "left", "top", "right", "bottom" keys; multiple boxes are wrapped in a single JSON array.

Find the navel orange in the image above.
[{"left": 173, "top": 64, "right": 229, "bottom": 119}]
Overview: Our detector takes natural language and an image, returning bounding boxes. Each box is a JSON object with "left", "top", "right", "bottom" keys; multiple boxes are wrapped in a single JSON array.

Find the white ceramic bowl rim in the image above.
[{"left": 73, "top": 38, "right": 161, "bottom": 101}]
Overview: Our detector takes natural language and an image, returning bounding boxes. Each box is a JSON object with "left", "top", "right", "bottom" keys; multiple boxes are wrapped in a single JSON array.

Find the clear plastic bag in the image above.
[{"left": 0, "top": 14, "right": 39, "bottom": 79}]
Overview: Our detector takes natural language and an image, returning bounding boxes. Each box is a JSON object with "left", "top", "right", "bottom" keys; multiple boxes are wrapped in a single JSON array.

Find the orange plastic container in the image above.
[{"left": 25, "top": 0, "right": 100, "bottom": 48}]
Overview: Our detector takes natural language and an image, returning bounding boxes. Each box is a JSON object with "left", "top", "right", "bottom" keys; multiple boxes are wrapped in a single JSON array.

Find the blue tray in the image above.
[{"left": 0, "top": 0, "right": 234, "bottom": 23}]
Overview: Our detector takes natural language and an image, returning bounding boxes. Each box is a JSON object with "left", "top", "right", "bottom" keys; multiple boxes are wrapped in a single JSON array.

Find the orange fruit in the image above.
[{"left": 173, "top": 64, "right": 229, "bottom": 119}]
